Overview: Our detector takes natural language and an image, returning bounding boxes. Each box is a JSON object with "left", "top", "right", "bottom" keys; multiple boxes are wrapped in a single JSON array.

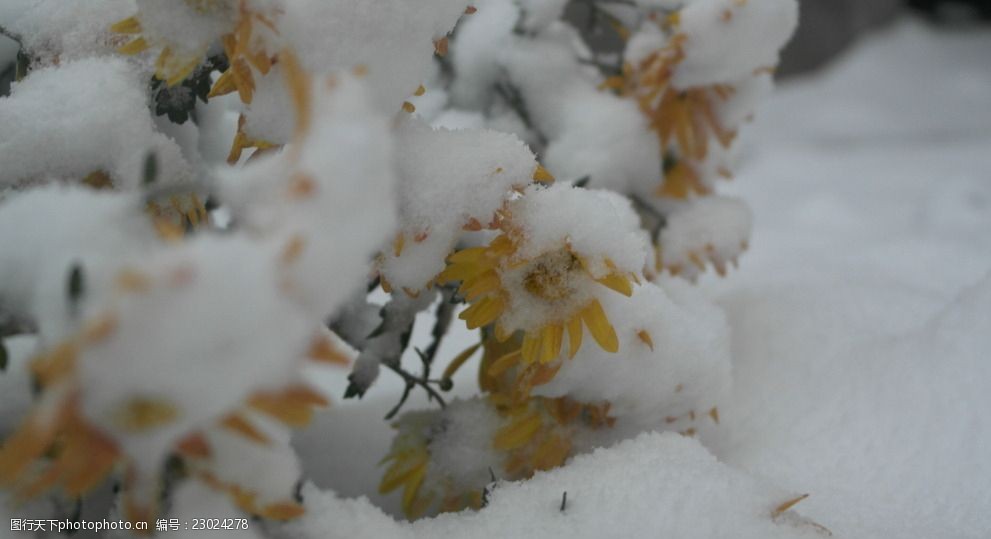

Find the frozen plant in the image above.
[{"left": 0, "top": 0, "right": 796, "bottom": 534}]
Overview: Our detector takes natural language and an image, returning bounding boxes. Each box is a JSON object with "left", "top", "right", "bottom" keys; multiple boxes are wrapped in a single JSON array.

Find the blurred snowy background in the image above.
[{"left": 285, "top": 7, "right": 991, "bottom": 539}]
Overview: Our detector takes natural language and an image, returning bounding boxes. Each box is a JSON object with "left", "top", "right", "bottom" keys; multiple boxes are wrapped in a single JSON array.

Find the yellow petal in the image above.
[
  {"left": 459, "top": 296, "right": 505, "bottom": 330},
  {"left": 461, "top": 271, "right": 500, "bottom": 301},
  {"left": 772, "top": 494, "right": 809, "bottom": 517},
  {"left": 117, "top": 37, "right": 150, "bottom": 55},
  {"left": 209, "top": 69, "right": 238, "bottom": 98},
  {"left": 532, "top": 165, "right": 555, "bottom": 183},
  {"left": 221, "top": 414, "right": 270, "bottom": 445},
  {"left": 520, "top": 331, "right": 541, "bottom": 364},
  {"left": 260, "top": 502, "right": 305, "bottom": 520},
  {"left": 111, "top": 397, "right": 179, "bottom": 433},
  {"left": 110, "top": 16, "right": 142, "bottom": 34},
  {"left": 540, "top": 324, "right": 563, "bottom": 364},
  {"left": 307, "top": 334, "right": 350, "bottom": 365},
  {"left": 595, "top": 273, "right": 633, "bottom": 296},
  {"left": 581, "top": 299, "right": 619, "bottom": 353},
  {"left": 401, "top": 465, "right": 427, "bottom": 517},
  {"left": 246, "top": 51, "right": 272, "bottom": 75},
  {"left": 379, "top": 452, "right": 427, "bottom": 494},
  {"left": 637, "top": 329, "right": 654, "bottom": 351},
  {"left": 486, "top": 349, "right": 521, "bottom": 378},
  {"left": 441, "top": 342, "right": 483, "bottom": 381},
  {"left": 533, "top": 435, "right": 571, "bottom": 471},
  {"left": 166, "top": 57, "right": 202, "bottom": 87},
  {"left": 232, "top": 59, "right": 255, "bottom": 104},
  {"left": 493, "top": 412, "right": 541, "bottom": 451},
  {"left": 529, "top": 361, "right": 562, "bottom": 387},
  {"left": 448, "top": 246, "right": 488, "bottom": 265},
  {"left": 566, "top": 315, "right": 583, "bottom": 359},
  {"left": 280, "top": 48, "right": 311, "bottom": 139}
]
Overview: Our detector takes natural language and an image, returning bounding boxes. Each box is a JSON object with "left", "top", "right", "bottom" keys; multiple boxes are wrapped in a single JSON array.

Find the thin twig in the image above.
[{"left": 383, "top": 361, "right": 447, "bottom": 420}]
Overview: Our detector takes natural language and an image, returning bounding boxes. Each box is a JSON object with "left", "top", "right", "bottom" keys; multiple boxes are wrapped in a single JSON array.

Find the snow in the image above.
[
  {"left": 0, "top": 185, "right": 159, "bottom": 319},
  {"left": 674, "top": 0, "right": 799, "bottom": 89},
  {"left": 222, "top": 73, "right": 398, "bottom": 319},
  {"left": 1, "top": 0, "right": 134, "bottom": 67},
  {"left": 71, "top": 235, "right": 315, "bottom": 504},
  {"left": 379, "top": 118, "right": 538, "bottom": 292},
  {"left": 448, "top": 0, "right": 520, "bottom": 110},
  {"left": 0, "top": 57, "right": 193, "bottom": 189},
  {"left": 278, "top": 433, "right": 825, "bottom": 539},
  {"left": 657, "top": 195, "right": 753, "bottom": 280},
  {"left": 243, "top": 0, "right": 469, "bottom": 143}
]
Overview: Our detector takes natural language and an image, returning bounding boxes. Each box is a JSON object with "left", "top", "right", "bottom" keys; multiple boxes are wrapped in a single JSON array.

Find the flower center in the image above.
[{"left": 521, "top": 250, "right": 579, "bottom": 302}]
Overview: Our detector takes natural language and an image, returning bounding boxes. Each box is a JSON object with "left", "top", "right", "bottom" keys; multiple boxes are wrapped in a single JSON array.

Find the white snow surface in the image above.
[
  {"left": 278, "top": 433, "right": 824, "bottom": 539},
  {"left": 285, "top": 18, "right": 991, "bottom": 539}
]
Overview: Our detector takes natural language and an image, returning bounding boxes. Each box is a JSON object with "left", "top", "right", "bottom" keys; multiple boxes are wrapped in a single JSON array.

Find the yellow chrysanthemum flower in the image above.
[
  {"left": 378, "top": 411, "right": 485, "bottom": 519},
  {"left": 378, "top": 394, "right": 617, "bottom": 520},
  {"left": 491, "top": 396, "right": 614, "bottom": 479},
  {"left": 601, "top": 27, "right": 737, "bottom": 199},
  {"left": 439, "top": 229, "right": 636, "bottom": 367}
]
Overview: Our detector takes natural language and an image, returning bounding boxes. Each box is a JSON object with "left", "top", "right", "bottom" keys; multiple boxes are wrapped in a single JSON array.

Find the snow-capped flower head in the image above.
[
  {"left": 440, "top": 184, "right": 650, "bottom": 367},
  {"left": 0, "top": 236, "right": 348, "bottom": 526},
  {"left": 612, "top": 19, "right": 737, "bottom": 199},
  {"left": 609, "top": 0, "right": 797, "bottom": 198},
  {"left": 378, "top": 395, "right": 615, "bottom": 519},
  {"left": 379, "top": 409, "right": 466, "bottom": 519},
  {"left": 112, "top": 0, "right": 281, "bottom": 89}
]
